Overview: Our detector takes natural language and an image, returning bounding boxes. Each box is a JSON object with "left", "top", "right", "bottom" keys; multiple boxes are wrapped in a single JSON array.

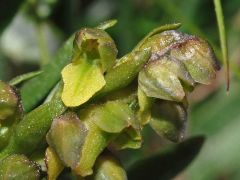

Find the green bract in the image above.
[
  {"left": 74, "top": 108, "right": 116, "bottom": 177},
  {"left": 112, "top": 127, "right": 142, "bottom": 150},
  {"left": 0, "top": 81, "right": 23, "bottom": 151},
  {"left": 137, "top": 87, "right": 153, "bottom": 125},
  {"left": 88, "top": 101, "right": 137, "bottom": 133},
  {"left": 0, "top": 154, "right": 40, "bottom": 179},
  {"left": 0, "top": 81, "right": 20, "bottom": 121},
  {"left": 9, "top": 70, "right": 42, "bottom": 86},
  {"left": 139, "top": 61, "right": 186, "bottom": 101},
  {"left": 138, "top": 30, "right": 219, "bottom": 103},
  {"left": 0, "top": 20, "right": 219, "bottom": 179},
  {"left": 13, "top": 97, "right": 66, "bottom": 154},
  {"left": 46, "top": 112, "right": 87, "bottom": 168},
  {"left": 96, "top": 49, "right": 151, "bottom": 98},
  {"left": 150, "top": 100, "right": 187, "bottom": 142},
  {"left": 91, "top": 153, "right": 127, "bottom": 180},
  {"left": 0, "top": 127, "right": 11, "bottom": 151}
]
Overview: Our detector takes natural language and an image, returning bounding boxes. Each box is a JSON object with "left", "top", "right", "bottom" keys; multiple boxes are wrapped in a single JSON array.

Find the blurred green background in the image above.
[{"left": 0, "top": 0, "right": 240, "bottom": 179}]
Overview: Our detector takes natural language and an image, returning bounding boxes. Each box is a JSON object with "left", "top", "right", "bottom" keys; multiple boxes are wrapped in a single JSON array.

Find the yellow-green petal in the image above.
[
  {"left": 86, "top": 101, "right": 136, "bottom": 133},
  {"left": 61, "top": 59, "right": 106, "bottom": 107}
]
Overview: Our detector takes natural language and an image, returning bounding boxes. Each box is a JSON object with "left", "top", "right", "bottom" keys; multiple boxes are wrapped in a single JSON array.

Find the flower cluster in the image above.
[{"left": 0, "top": 20, "right": 218, "bottom": 179}]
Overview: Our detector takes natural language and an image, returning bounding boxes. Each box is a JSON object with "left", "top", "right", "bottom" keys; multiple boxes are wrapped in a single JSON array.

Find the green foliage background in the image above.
[{"left": 0, "top": 0, "right": 240, "bottom": 179}]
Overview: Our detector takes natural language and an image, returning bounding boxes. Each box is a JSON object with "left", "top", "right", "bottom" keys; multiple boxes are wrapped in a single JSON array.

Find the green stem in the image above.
[
  {"left": 0, "top": 87, "right": 66, "bottom": 159},
  {"left": 214, "top": 0, "right": 230, "bottom": 91}
]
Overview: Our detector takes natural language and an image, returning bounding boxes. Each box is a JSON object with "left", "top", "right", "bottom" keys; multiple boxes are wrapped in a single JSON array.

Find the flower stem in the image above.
[{"left": 214, "top": 0, "right": 230, "bottom": 92}]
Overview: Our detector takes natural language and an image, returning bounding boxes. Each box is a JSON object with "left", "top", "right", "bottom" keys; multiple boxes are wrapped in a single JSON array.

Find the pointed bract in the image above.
[{"left": 46, "top": 112, "right": 87, "bottom": 168}]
